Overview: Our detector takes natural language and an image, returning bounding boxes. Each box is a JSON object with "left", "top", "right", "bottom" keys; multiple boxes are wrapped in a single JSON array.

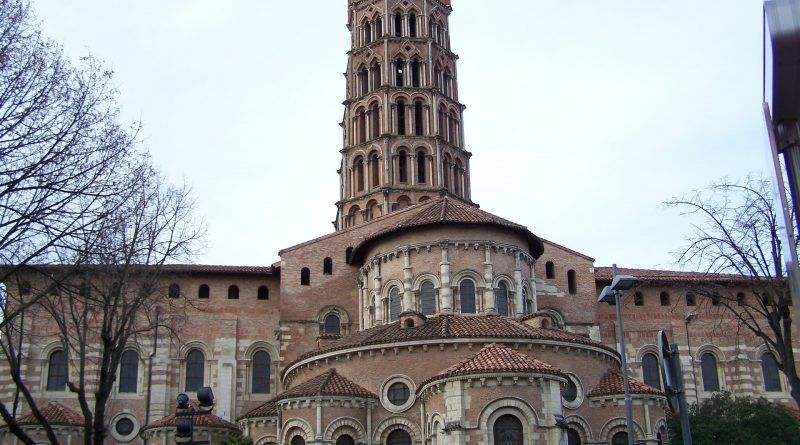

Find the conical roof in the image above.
[
  {"left": 141, "top": 402, "right": 239, "bottom": 433},
  {"left": 587, "top": 369, "right": 664, "bottom": 398},
  {"left": 16, "top": 401, "right": 84, "bottom": 427},
  {"left": 278, "top": 368, "right": 377, "bottom": 400},
  {"left": 238, "top": 398, "right": 278, "bottom": 421}
]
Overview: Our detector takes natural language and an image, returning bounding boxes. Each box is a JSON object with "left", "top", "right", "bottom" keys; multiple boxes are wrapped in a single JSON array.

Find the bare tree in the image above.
[
  {"left": 665, "top": 175, "right": 800, "bottom": 408},
  {"left": 0, "top": 160, "right": 203, "bottom": 445}
]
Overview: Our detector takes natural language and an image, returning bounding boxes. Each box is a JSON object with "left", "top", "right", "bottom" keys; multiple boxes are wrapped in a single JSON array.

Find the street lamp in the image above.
[
  {"left": 597, "top": 264, "right": 637, "bottom": 445},
  {"left": 175, "top": 387, "right": 215, "bottom": 445}
]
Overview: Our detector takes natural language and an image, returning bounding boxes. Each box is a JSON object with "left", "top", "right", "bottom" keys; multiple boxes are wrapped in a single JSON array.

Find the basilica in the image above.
[{"left": 1, "top": 1, "right": 795, "bottom": 445}]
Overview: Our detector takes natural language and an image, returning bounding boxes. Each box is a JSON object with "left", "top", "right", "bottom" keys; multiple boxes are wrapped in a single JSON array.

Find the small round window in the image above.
[
  {"left": 109, "top": 414, "right": 139, "bottom": 443},
  {"left": 115, "top": 418, "right": 134, "bottom": 436},
  {"left": 561, "top": 374, "right": 584, "bottom": 409},
  {"left": 388, "top": 382, "right": 410, "bottom": 405}
]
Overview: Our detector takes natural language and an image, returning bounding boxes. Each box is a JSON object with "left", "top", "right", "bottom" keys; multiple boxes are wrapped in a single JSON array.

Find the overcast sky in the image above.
[{"left": 33, "top": 0, "right": 772, "bottom": 270}]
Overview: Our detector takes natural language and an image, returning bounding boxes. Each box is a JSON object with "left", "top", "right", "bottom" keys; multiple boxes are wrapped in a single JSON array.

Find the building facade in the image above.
[{"left": 1, "top": 1, "right": 797, "bottom": 445}]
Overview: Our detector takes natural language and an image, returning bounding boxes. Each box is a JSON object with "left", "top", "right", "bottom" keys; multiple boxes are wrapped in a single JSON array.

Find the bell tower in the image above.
[{"left": 336, "top": 0, "right": 472, "bottom": 230}]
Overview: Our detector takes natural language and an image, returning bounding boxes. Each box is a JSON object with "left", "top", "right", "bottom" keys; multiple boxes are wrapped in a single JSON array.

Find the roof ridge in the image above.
[
  {"left": 440, "top": 196, "right": 448, "bottom": 220},
  {"left": 319, "top": 368, "right": 337, "bottom": 394}
]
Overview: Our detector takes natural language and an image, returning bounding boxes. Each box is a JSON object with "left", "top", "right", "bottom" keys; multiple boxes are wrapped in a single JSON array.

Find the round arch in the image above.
[
  {"left": 373, "top": 416, "right": 422, "bottom": 445},
  {"left": 492, "top": 274, "right": 517, "bottom": 291},
  {"left": 255, "top": 435, "right": 278, "bottom": 445},
  {"left": 412, "top": 273, "right": 441, "bottom": 290},
  {"left": 695, "top": 343, "right": 726, "bottom": 362},
  {"left": 535, "top": 308, "right": 566, "bottom": 329},
  {"left": 281, "top": 418, "right": 314, "bottom": 444},
  {"left": 179, "top": 341, "right": 213, "bottom": 361},
  {"left": 562, "top": 415, "right": 592, "bottom": 443},
  {"left": 323, "top": 417, "right": 366, "bottom": 443},
  {"left": 599, "top": 417, "right": 645, "bottom": 442},
  {"left": 478, "top": 398, "right": 539, "bottom": 445},
  {"left": 635, "top": 344, "right": 660, "bottom": 363},
  {"left": 451, "top": 269, "right": 486, "bottom": 288},
  {"left": 316, "top": 305, "right": 351, "bottom": 325}
]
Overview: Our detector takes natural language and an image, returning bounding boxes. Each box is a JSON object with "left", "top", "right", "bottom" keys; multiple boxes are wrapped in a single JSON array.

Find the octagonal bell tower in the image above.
[{"left": 336, "top": 0, "right": 472, "bottom": 230}]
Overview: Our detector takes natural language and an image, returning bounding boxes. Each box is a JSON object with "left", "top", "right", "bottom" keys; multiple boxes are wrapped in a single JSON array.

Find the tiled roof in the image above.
[
  {"left": 16, "top": 401, "right": 84, "bottom": 427},
  {"left": 587, "top": 369, "right": 664, "bottom": 397},
  {"left": 349, "top": 197, "right": 544, "bottom": 263},
  {"left": 594, "top": 267, "right": 750, "bottom": 284},
  {"left": 287, "top": 315, "right": 615, "bottom": 374},
  {"left": 141, "top": 403, "right": 240, "bottom": 432},
  {"left": 160, "top": 264, "right": 276, "bottom": 275},
  {"left": 422, "top": 343, "right": 566, "bottom": 386},
  {"left": 238, "top": 399, "right": 278, "bottom": 421},
  {"left": 278, "top": 369, "right": 377, "bottom": 400}
]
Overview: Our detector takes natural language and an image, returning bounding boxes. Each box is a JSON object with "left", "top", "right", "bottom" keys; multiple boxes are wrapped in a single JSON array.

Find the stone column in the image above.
[
  {"left": 514, "top": 251, "right": 524, "bottom": 315},
  {"left": 483, "top": 245, "right": 496, "bottom": 314},
  {"left": 439, "top": 244, "right": 453, "bottom": 313},
  {"left": 372, "top": 261, "right": 384, "bottom": 324},
  {"left": 530, "top": 260, "right": 538, "bottom": 313},
  {"left": 403, "top": 249, "right": 414, "bottom": 312}
]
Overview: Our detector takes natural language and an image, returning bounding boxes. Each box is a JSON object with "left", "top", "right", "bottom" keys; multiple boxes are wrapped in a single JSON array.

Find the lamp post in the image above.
[
  {"left": 175, "top": 387, "right": 215, "bottom": 445},
  {"left": 598, "top": 264, "right": 637, "bottom": 445}
]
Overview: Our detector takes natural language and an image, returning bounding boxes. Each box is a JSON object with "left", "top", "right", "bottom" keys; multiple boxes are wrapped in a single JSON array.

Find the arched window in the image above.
[
  {"left": 567, "top": 270, "right": 577, "bottom": 294},
  {"left": 420, "top": 281, "right": 436, "bottom": 315},
  {"left": 252, "top": 350, "right": 271, "bottom": 393},
  {"left": 359, "top": 69, "right": 369, "bottom": 96},
  {"left": 301, "top": 268, "right": 310, "bottom": 286},
  {"left": 185, "top": 349, "right": 205, "bottom": 392},
  {"left": 409, "top": 13, "right": 417, "bottom": 37},
  {"left": 414, "top": 101, "right": 423, "bottom": 135},
  {"left": 346, "top": 247, "right": 353, "bottom": 263},
  {"left": 443, "top": 72, "right": 452, "bottom": 97},
  {"left": 686, "top": 292, "right": 696, "bottom": 306},
  {"left": 416, "top": 150, "right": 426, "bottom": 183},
  {"left": 389, "top": 286, "right": 402, "bottom": 321},
  {"left": 357, "top": 108, "right": 367, "bottom": 142},
  {"left": 566, "top": 428, "right": 581, "bottom": 445},
  {"left": 459, "top": 279, "right": 476, "bottom": 314},
  {"left": 370, "top": 103, "right": 381, "bottom": 139},
  {"left": 291, "top": 436, "right": 306, "bottom": 445},
  {"left": 370, "top": 152, "right": 380, "bottom": 187},
  {"left": 411, "top": 60, "right": 421, "bottom": 87},
  {"left": 394, "top": 12, "right": 403, "bottom": 37},
  {"left": 397, "top": 100, "right": 406, "bottom": 134},
  {"left": 448, "top": 111, "right": 457, "bottom": 143},
  {"left": 762, "top": 352, "right": 782, "bottom": 392},
  {"left": 395, "top": 60, "right": 405, "bottom": 87},
  {"left": 737, "top": 292, "right": 746, "bottom": 305},
  {"left": 47, "top": 350, "right": 68, "bottom": 391},
  {"left": 364, "top": 22, "right": 372, "bottom": 44},
  {"left": 496, "top": 282, "right": 509, "bottom": 316},
  {"left": 228, "top": 285, "right": 239, "bottom": 299},
  {"left": 355, "top": 157, "right": 365, "bottom": 191},
  {"left": 198, "top": 284, "right": 210, "bottom": 299},
  {"left": 119, "top": 350, "right": 139, "bottom": 393},
  {"left": 522, "top": 287, "right": 530, "bottom": 315},
  {"left": 454, "top": 159, "right": 463, "bottom": 195},
  {"left": 701, "top": 352, "right": 720, "bottom": 391},
  {"left": 367, "top": 200, "right": 380, "bottom": 220},
  {"left": 387, "top": 429, "right": 411, "bottom": 445},
  {"left": 660, "top": 292, "right": 670, "bottom": 306},
  {"left": 642, "top": 352, "right": 661, "bottom": 390},
  {"left": 371, "top": 63, "right": 382, "bottom": 90},
  {"left": 257, "top": 285, "right": 269, "bottom": 300},
  {"left": 375, "top": 17, "right": 383, "bottom": 37},
  {"left": 324, "top": 314, "right": 341, "bottom": 335},
  {"left": 398, "top": 150, "right": 408, "bottom": 182},
  {"left": 442, "top": 155, "right": 452, "bottom": 190},
  {"left": 634, "top": 291, "right": 644, "bottom": 306},
  {"left": 168, "top": 283, "right": 180, "bottom": 299},
  {"left": 397, "top": 196, "right": 411, "bottom": 209},
  {"left": 493, "top": 414, "right": 523, "bottom": 445},
  {"left": 611, "top": 432, "right": 628, "bottom": 445},
  {"left": 336, "top": 435, "right": 355, "bottom": 445},
  {"left": 347, "top": 206, "right": 360, "bottom": 227},
  {"left": 323, "top": 257, "right": 333, "bottom": 275}
]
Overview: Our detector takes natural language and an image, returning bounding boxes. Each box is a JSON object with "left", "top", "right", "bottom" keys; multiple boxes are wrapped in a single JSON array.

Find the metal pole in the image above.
[
  {"left": 613, "top": 264, "right": 636, "bottom": 445},
  {"left": 671, "top": 344, "right": 694, "bottom": 445}
]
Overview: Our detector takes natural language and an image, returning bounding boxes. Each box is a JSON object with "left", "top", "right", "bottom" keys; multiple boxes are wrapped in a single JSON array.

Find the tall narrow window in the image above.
[
  {"left": 434, "top": 66, "right": 441, "bottom": 88},
  {"left": 371, "top": 64, "right": 382, "bottom": 90},
  {"left": 389, "top": 286, "right": 402, "bottom": 321},
  {"left": 375, "top": 17, "right": 383, "bottom": 37},
  {"left": 398, "top": 150, "right": 408, "bottom": 183},
  {"left": 370, "top": 103, "right": 380, "bottom": 138},
  {"left": 119, "top": 350, "right": 139, "bottom": 393},
  {"left": 566, "top": 429, "right": 582, "bottom": 445},
  {"left": 394, "top": 12, "right": 403, "bottom": 37},
  {"left": 364, "top": 22, "right": 372, "bottom": 44},
  {"left": 448, "top": 111, "right": 456, "bottom": 143},
  {"left": 442, "top": 155, "right": 451, "bottom": 191},
  {"left": 409, "top": 13, "right": 417, "bottom": 37},
  {"left": 301, "top": 268, "right": 310, "bottom": 286},
  {"left": 355, "top": 157, "right": 365, "bottom": 191},
  {"left": 370, "top": 153, "right": 380, "bottom": 187},
  {"left": 395, "top": 60, "right": 405, "bottom": 87},
  {"left": 420, "top": 281, "right": 436, "bottom": 315},
  {"left": 397, "top": 101, "right": 406, "bottom": 135},
  {"left": 227, "top": 285, "right": 239, "bottom": 299},
  {"left": 496, "top": 282, "right": 509, "bottom": 316},
  {"left": 185, "top": 349, "right": 205, "bottom": 392},
  {"left": 443, "top": 73, "right": 451, "bottom": 97},
  {"left": 416, "top": 150, "right": 426, "bottom": 183},
  {"left": 634, "top": 291, "right": 644, "bottom": 306},
  {"left": 701, "top": 352, "right": 720, "bottom": 391},
  {"left": 323, "top": 257, "right": 333, "bottom": 275},
  {"left": 660, "top": 292, "right": 670, "bottom": 306},
  {"left": 346, "top": 247, "right": 353, "bottom": 263},
  {"left": 168, "top": 283, "right": 180, "bottom": 299},
  {"left": 411, "top": 60, "right": 420, "bottom": 87},
  {"left": 324, "top": 314, "right": 341, "bottom": 335},
  {"left": 198, "top": 284, "right": 210, "bottom": 299},
  {"left": 686, "top": 292, "right": 696, "bottom": 306},
  {"left": 359, "top": 69, "right": 369, "bottom": 95},
  {"left": 414, "top": 102, "right": 424, "bottom": 135},
  {"left": 459, "top": 279, "right": 476, "bottom": 314},
  {"left": 258, "top": 285, "right": 269, "bottom": 300},
  {"left": 567, "top": 270, "right": 577, "bottom": 294},
  {"left": 47, "top": 350, "right": 68, "bottom": 391},
  {"left": 642, "top": 353, "right": 661, "bottom": 390},
  {"left": 762, "top": 352, "right": 781, "bottom": 392},
  {"left": 545, "top": 261, "right": 555, "bottom": 279},
  {"left": 439, "top": 109, "right": 447, "bottom": 139},
  {"left": 454, "top": 159, "right": 463, "bottom": 195},
  {"left": 358, "top": 109, "right": 367, "bottom": 142},
  {"left": 252, "top": 350, "right": 271, "bottom": 393},
  {"left": 493, "top": 414, "right": 523, "bottom": 445}
]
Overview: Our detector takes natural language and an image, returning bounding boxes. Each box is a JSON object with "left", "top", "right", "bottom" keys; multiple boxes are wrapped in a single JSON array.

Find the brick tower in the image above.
[{"left": 336, "top": 0, "right": 471, "bottom": 230}]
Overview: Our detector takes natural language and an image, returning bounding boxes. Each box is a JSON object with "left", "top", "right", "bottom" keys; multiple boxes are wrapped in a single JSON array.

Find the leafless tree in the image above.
[{"left": 665, "top": 175, "right": 800, "bottom": 408}]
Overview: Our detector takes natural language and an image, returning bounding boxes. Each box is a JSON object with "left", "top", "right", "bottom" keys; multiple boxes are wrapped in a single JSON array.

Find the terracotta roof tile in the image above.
[
  {"left": 422, "top": 343, "right": 566, "bottom": 387},
  {"left": 142, "top": 403, "right": 240, "bottom": 432},
  {"left": 594, "top": 267, "right": 750, "bottom": 284},
  {"left": 238, "top": 399, "right": 278, "bottom": 421},
  {"left": 287, "top": 315, "right": 615, "bottom": 375},
  {"left": 279, "top": 369, "right": 377, "bottom": 400},
  {"left": 587, "top": 369, "right": 664, "bottom": 398},
  {"left": 349, "top": 197, "right": 544, "bottom": 263},
  {"left": 16, "top": 401, "right": 84, "bottom": 427}
]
